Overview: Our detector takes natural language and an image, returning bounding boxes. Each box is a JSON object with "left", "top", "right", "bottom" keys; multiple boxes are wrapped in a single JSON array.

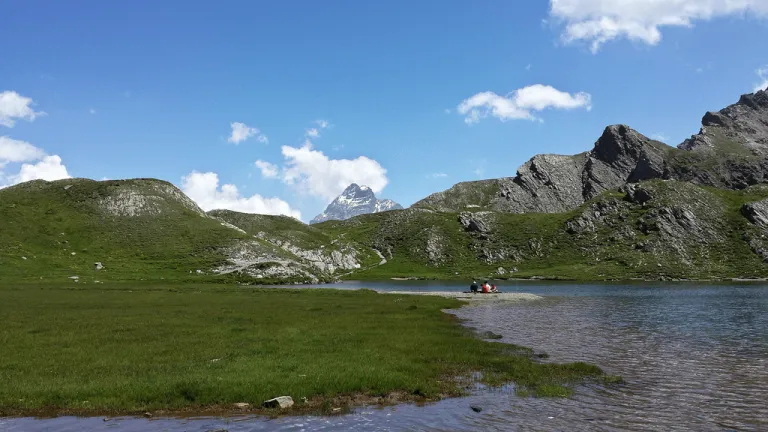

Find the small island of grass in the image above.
[{"left": 0, "top": 283, "right": 606, "bottom": 417}]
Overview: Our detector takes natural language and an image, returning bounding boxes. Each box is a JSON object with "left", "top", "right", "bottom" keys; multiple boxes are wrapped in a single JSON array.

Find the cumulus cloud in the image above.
[
  {"left": 550, "top": 0, "right": 768, "bottom": 53},
  {"left": 755, "top": 66, "right": 768, "bottom": 92},
  {"left": 11, "top": 156, "right": 70, "bottom": 183},
  {"left": 458, "top": 84, "right": 591, "bottom": 124},
  {"left": 228, "top": 122, "right": 268, "bottom": 144},
  {"left": 255, "top": 160, "right": 279, "bottom": 178},
  {"left": 429, "top": 172, "right": 448, "bottom": 178},
  {"left": 0, "top": 137, "right": 70, "bottom": 186},
  {"left": 181, "top": 171, "right": 301, "bottom": 219},
  {"left": 0, "top": 91, "right": 45, "bottom": 128},
  {"left": 280, "top": 143, "right": 388, "bottom": 202}
]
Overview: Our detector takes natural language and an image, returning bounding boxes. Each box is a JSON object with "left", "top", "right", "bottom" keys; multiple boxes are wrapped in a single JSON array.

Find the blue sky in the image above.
[{"left": 2, "top": 1, "right": 768, "bottom": 221}]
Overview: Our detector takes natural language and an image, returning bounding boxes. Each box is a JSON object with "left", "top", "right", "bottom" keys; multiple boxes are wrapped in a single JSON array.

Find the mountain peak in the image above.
[
  {"left": 311, "top": 184, "right": 402, "bottom": 224},
  {"left": 679, "top": 89, "right": 768, "bottom": 155}
]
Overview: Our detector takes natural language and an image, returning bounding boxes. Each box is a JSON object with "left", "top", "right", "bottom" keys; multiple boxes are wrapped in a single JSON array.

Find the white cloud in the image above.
[
  {"left": 305, "top": 119, "right": 330, "bottom": 139},
  {"left": 651, "top": 133, "right": 669, "bottom": 142},
  {"left": 180, "top": 171, "right": 301, "bottom": 219},
  {"left": 754, "top": 66, "right": 768, "bottom": 92},
  {"left": 280, "top": 143, "right": 388, "bottom": 202},
  {"left": 89, "top": 108, "right": 97, "bottom": 114},
  {"left": 0, "top": 136, "right": 47, "bottom": 165},
  {"left": 305, "top": 128, "right": 320, "bottom": 138},
  {"left": 458, "top": 84, "right": 591, "bottom": 124},
  {"left": 11, "top": 155, "right": 70, "bottom": 184},
  {"left": 525, "top": 64, "right": 532, "bottom": 71},
  {"left": 0, "top": 91, "right": 45, "bottom": 128},
  {"left": 255, "top": 160, "right": 279, "bottom": 178},
  {"left": 428, "top": 172, "right": 448, "bottom": 178},
  {"left": 228, "top": 122, "right": 268, "bottom": 145},
  {"left": 550, "top": 0, "right": 768, "bottom": 53}
]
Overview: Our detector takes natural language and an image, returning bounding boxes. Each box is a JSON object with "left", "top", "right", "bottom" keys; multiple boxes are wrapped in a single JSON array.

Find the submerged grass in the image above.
[{"left": 0, "top": 283, "right": 603, "bottom": 417}]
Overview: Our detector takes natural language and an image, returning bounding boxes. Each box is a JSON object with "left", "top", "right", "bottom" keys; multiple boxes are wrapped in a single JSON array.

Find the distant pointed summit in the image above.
[{"left": 310, "top": 184, "right": 403, "bottom": 224}]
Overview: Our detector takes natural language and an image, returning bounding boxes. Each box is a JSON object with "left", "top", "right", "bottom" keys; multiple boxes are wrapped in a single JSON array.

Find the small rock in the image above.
[
  {"left": 94, "top": 262, "right": 103, "bottom": 270},
  {"left": 496, "top": 267, "right": 507, "bottom": 275},
  {"left": 233, "top": 402, "right": 250, "bottom": 409},
  {"left": 143, "top": 412, "right": 152, "bottom": 418},
  {"left": 69, "top": 276, "right": 79, "bottom": 281},
  {"left": 70, "top": 252, "right": 76, "bottom": 256},
  {"left": 470, "top": 405, "right": 483, "bottom": 413},
  {"left": 206, "top": 429, "right": 229, "bottom": 432},
  {"left": 195, "top": 269, "right": 203, "bottom": 274},
  {"left": 331, "top": 407, "right": 341, "bottom": 412},
  {"left": 262, "top": 396, "right": 294, "bottom": 409},
  {"left": 21, "top": 256, "right": 27, "bottom": 260},
  {"left": 64, "top": 185, "right": 72, "bottom": 190},
  {"left": 103, "top": 418, "right": 110, "bottom": 422}
]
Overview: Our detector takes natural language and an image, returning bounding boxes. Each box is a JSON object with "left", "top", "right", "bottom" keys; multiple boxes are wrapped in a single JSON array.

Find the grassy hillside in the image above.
[
  {"left": 0, "top": 178, "right": 249, "bottom": 282},
  {"left": 317, "top": 181, "right": 768, "bottom": 281},
  {"left": 4, "top": 177, "right": 768, "bottom": 283},
  {"left": 0, "top": 179, "right": 339, "bottom": 284}
]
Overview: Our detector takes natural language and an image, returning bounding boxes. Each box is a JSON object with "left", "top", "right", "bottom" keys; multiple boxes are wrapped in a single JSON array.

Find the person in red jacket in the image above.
[{"left": 482, "top": 281, "right": 490, "bottom": 293}]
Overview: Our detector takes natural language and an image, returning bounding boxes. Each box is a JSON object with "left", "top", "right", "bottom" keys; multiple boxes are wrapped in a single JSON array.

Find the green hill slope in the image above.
[
  {"left": 0, "top": 179, "right": 338, "bottom": 283},
  {"left": 317, "top": 181, "right": 768, "bottom": 281}
]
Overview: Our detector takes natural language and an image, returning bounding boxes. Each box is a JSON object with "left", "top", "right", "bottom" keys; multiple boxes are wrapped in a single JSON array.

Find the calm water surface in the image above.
[{"left": 2, "top": 282, "right": 767, "bottom": 431}]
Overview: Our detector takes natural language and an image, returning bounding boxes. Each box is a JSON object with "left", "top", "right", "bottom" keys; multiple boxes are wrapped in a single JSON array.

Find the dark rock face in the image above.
[
  {"left": 491, "top": 124, "right": 669, "bottom": 213},
  {"left": 310, "top": 184, "right": 403, "bottom": 224}
]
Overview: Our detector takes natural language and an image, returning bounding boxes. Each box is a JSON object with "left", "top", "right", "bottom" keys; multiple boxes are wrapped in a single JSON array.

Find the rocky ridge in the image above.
[{"left": 416, "top": 89, "right": 768, "bottom": 214}]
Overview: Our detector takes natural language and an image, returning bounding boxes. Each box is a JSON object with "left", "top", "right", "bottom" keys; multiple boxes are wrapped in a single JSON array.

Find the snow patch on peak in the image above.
[{"left": 310, "top": 184, "right": 403, "bottom": 224}]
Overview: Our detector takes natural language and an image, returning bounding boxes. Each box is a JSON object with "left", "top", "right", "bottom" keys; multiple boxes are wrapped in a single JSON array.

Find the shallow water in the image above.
[{"left": 3, "top": 282, "right": 767, "bottom": 431}]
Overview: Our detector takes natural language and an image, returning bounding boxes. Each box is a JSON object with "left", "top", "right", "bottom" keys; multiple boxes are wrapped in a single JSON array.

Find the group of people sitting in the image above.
[{"left": 469, "top": 280, "right": 499, "bottom": 294}]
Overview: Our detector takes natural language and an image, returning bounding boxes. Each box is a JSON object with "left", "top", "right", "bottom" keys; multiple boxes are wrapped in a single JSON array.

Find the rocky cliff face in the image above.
[
  {"left": 310, "top": 184, "right": 403, "bottom": 224},
  {"left": 416, "top": 90, "right": 768, "bottom": 214}
]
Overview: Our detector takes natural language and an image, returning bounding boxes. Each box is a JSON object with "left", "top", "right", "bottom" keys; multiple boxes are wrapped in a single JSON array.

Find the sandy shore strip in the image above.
[{"left": 383, "top": 291, "right": 542, "bottom": 302}]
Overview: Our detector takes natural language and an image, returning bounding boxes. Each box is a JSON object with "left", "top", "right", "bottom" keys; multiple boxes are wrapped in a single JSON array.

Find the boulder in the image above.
[
  {"left": 94, "top": 262, "right": 104, "bottom": 270},
  {"left": 458, "top": 212, "right": 492, "bottom": 233},
  {"left": 624, "top": 184, "right": 654, "bottom": 204},
  {"left": 262, "top": 396, "right": 294, "bottom": 409},
  {"left": 233, "top": 402, "right": 250, "bottom": 409}
]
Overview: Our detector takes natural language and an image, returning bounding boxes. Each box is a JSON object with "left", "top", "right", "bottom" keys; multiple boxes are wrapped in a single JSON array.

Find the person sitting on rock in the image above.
[
  {"left": 482, "top": 281, "right": 491, "bottom": 293},
  {"left": 490, "top": 284, "right": 499, "bottom": 293},
  {"left": 469, "top": 281, "right": 479, "bottom": 293}
]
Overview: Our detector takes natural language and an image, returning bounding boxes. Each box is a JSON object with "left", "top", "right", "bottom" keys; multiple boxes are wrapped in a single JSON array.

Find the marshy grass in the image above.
[{"left": 0, "top": 283, "right": 604, "bottom": 416}]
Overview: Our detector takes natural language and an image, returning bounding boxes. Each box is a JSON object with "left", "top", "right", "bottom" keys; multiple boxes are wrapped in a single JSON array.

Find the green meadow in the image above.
[{"left": 0, "top": 283, "right": 604, "bottom": 416}]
